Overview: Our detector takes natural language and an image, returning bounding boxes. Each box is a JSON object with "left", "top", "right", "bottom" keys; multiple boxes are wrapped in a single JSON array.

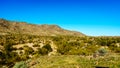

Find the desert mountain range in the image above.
[{"left": 0, "top": 18, "right": 85, "bottom": 36}]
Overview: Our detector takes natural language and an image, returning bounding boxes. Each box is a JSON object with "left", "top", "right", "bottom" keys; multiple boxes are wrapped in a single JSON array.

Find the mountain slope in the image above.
[{"left": 0, "top": 19, "right": 85, "bottom": 36}]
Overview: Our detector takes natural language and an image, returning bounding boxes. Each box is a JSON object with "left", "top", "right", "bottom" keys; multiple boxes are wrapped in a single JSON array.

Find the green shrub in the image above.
[
  {"left": 24, "top": 47, "right": 34, "bottom": 55},
  {"left": 98, "top": 48, "right": 108, "bottom": 56},
  {"left": 37, "top": 44, "right": 52, "bottom": 55},
  {"left": 13, "top": 61, "right": 27, "bottom": 68},
  {"left": 38, "top": 48, "right": 48, "bottom": 55},
  {"left": 20, "top": 55, "right": 29, "bottom": 60},
  {"left": 18, "top": 47, "right": 23, "bottom": 50},
  {"left": 43, "top": 44, "right": 52, "bottom": 52},
  {"left": 33, "top": 44, "right": 40, "bottom": 47}
]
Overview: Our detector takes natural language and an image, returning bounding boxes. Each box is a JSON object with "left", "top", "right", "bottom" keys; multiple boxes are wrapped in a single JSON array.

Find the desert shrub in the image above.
[
  {"left": 18, "top": 47, "right": 23, "bottom": 50},
  {"left": 24, "top": 47, "right": 34, "bottom": 55},
  {"left": 38, "top": 48, "right": 48, "bottom": 55},
  {"left": 13, "top": 61, "right": 27, "bottom": 68},
  {"left": 12, "top": 47, "right": 17, "bottom": 50},
  {"left": 43, "top": 44, "right": 52, "bottom": 52},
  {"left": 20, "top": 55, "right": 29, "bottom": 61},
  {"left": 98, "top": 48, "right": 108, "bottom": 56},
  {"left": 28, "top": 39, "right": 33, "bottom": 43},
  {"left": 37, "top": 44, "right": 52, "bottom": 55},
  {"left": 0, "top": 51, "right": 3, "bottom": 59},
  {"left": 33, "top": 44, "right": 40, "bottom": 47},
  {"left": 23, "top": 45, "right": 28, "bottom": 47},
  {"left": 19, "top": 51, "right": 23, "bottom": 54}
]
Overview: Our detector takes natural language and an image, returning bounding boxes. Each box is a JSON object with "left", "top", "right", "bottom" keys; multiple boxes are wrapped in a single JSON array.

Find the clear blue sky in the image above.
[{"left": 0, "top": 0, "right": 120, "bottom": 36}]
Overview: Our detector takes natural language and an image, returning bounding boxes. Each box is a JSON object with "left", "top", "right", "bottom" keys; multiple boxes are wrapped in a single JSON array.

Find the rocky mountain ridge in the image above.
[{"left": 0, "top": 18, "right": 85, "bottom": 36}]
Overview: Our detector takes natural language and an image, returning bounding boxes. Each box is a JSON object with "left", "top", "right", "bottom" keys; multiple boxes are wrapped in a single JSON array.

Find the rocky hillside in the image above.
[{"left": 0, "top": 18, "right": 85, "bottom": 36}]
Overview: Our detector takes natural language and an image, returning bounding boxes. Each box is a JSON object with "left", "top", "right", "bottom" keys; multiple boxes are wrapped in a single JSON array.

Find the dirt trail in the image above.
[{"left": 48, "top": 41, "right": 57, "bottom": 56}]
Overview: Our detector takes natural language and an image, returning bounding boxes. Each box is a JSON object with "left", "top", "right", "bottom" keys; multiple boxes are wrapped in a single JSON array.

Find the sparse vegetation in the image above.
[
  {"left": 0, "top": 34, "right": 120, "bottom": 68},
  {"left": 0, "top": 19, "right": 120, "bottom": 68}
]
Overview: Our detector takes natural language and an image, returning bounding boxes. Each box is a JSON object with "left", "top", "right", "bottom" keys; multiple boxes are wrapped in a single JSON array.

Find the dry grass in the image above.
[{"left": 25, "top": 55, "right": 120, "bottom": 68}]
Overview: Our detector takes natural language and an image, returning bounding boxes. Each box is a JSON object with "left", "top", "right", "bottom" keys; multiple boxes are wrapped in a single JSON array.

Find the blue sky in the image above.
[{"left": 0, "top": 0, "right": 120, "bottom": 36}]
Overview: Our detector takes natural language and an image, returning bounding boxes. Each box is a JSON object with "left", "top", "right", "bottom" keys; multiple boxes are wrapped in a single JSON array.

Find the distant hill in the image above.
[{"left": 0, "top": 18, "right": 85, "bottom": 36}]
